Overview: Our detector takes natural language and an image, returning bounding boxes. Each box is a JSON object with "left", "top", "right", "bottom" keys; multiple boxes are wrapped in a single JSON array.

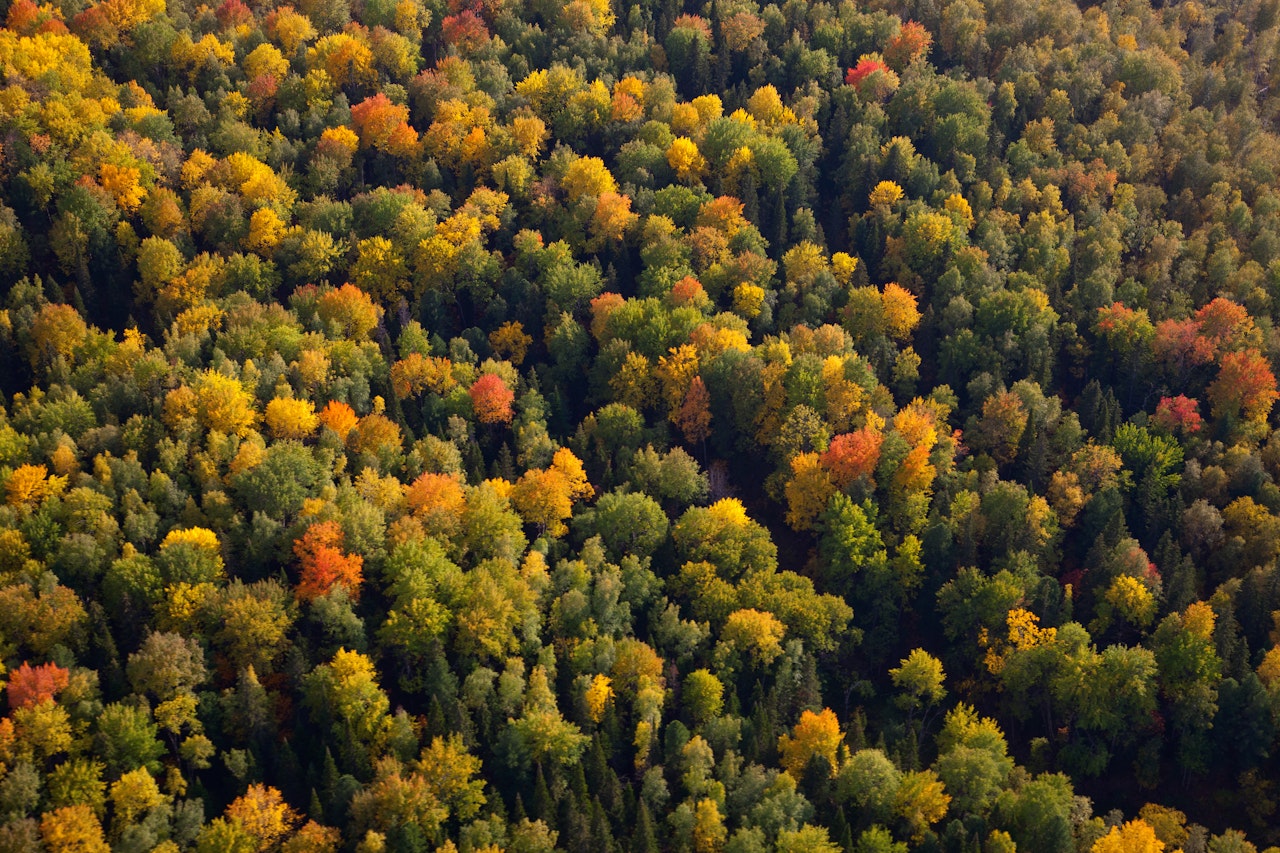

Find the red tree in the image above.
[
  {"left": 846, "top": 58, "right": 890, "bottom": 87},
  {"left": 293, "top": 521, "right": 363, "bottom": 602},
  {"left": 1209, "top": 349, "right": 1279, "bottom": 423},
  {"left": 469, "top": 373, "right": 515, "bottom": 424},
  {"left": 822, "top": 427, "right": 884, "bottom": 487},
  {"left": 1153, "top": 395, "right": 1202, "bottom": 435},
  {"left": 8, "top": 661, "right": 70, "bottom": 710}
]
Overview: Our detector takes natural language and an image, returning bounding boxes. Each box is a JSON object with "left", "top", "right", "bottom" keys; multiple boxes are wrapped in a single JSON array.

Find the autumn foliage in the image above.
[
  {"left": 293, "top": 521, "right": 363, "bottom": 602},
  {"left": 468, "top": 373, "right": 515, "bottom": 424},
  {"left": 7, "top": 661, "right": 70, "bottom": 709}
]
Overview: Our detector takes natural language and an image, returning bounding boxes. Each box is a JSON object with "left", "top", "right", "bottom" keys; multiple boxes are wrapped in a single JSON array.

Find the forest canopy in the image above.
[{"left": 2, "top": 0, "right": 1280, "bottom": 849}]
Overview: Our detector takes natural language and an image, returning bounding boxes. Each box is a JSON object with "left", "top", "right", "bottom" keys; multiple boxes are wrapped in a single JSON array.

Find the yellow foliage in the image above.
[
  {"left": 98, "top": 162, "right": 145, "bottom": 212},
  {"left": 5, "top": 464, "right": 67, "bottom": 507},
  {"left": 1258, "top": 646, "right": 1280, "bottom": 690},
  {"left": 181, "top": 149, "right": 216, "bottom": 188},
  {"left": 944, "top": 193, "right": 974, "bottom": 229},
  {"left": 656, "top": 344, "right": 700, "bottom": 413},
  {"left": 893, "top": 400, "right": 939, "bottom": 451},
  {"left": 319, "top": 125, "right": 360, "bottom": 157},
  {"left": 985, "top": 607, "right": 1057, "bottom": 675},
  {"left": 667, "top": 136, "right": 707, "bottom": 183},
  {"left": 831, "top": 252, "right": 860, "bottom": 285},
  {"left": 171, "top": 33, "right": 235, "bottom": 80},
  {"left": 778, "top": 708, "right": 841, "bottom": 777},
  {"left": 160, "top": 526, "right": 220, "bottom": 554},
  {"left": 489, "top": 321, "right": 533, "bottom": 366},
  {"left": 733, "top": 283, "right": 765, "bottom": 319},
  {"left": 110, "top": 768, "right": 166, "bottom": 827},
  {"left": 248, "top": 208, "right": 286, "bottom": 254},
  {"left": 746, "top": 85, "right": 792, "bottom": 125},
  {"left": 41, "top": 804, "right": 108, "bottom": 853},
  {"left": 265, "top": 397, "right": 319, "bottom": 441},
  {"left": 192, "top": 370, "right": 257, "bottom": 436},
  {"left": 561, "top": 155, "right": 617, "bottom": 203},
  {"left": 584, "top": 674, "right": 613, "bottom": 723},
  {"left": 1183, "top": 600, "right": 1216, "bottom": 640},
  {"left": 784, "top": 452, "right": 836, "bottom": 532},
  {"left": 510, "top": 114, "right": 548, "bottom": 158},
  {"left": 1104, "top": 575, "right": 1156, "bottom": 629},
  {"left": 244, "top": 43, "right": 290, "bottom": 81},
  {"left": 225, "top": 784, "right": 301, "bottom": 852},
  {"left": 307, "top": 32, "right": 375, "bottom": 88},
  {"left": 881, "top": 282, "right": 922, "bottom": 340},
  {"left": 1091, "top": 819, "right": 1164, "bottom": 853},
  {"left": 869, "top": 180, "right": 904, "bottom": 207},
  {"left": 268, "top": 7, "right": 316, "bottom": 54},
  {"left": 721, "top": 608, "right": 785, "bottom": 665},
  {"left": 171, "top": 302, "right": 224, "bottom": 338}
]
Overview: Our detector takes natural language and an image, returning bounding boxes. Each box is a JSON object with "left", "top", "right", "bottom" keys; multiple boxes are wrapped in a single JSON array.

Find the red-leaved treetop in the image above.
[
  {"left": 293, "top": 520, "right": 363, "bottom": 602},
  {"left": 822, "top": 426, "right": 884, "bottom": 488},
  {"left": 845, "top": 57, "right": 890, "bottom": 87},
  {"left": 469, "top": 373, "right": 515, "bottom": 424},
  {"left": 1153, "top": 395, "right": 1202, "bottom": 435},
  {"left": 1153, "top": 318, "right": 1215, "bottom": 372},
  {"left": 8, "top": 661, "right": 70, "bottom": 709},
  {"left": 1209, "top": 349, "right": 1278, "bottom": 424}
]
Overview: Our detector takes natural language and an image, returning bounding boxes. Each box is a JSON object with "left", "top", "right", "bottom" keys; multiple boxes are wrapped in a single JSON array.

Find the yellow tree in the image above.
[
  {"left": 720, "top": 608, "right": 785, "bottom": 666},
  {"left": 561, "top": 156, "right": 617, "bottom": 203},
  {"left": 265, "top": 397, "right": 319, "bottom": 441},
  {"left": 895, "top": 770, "right": 950, "bottom": 843},
  {"left": 41, "top": 805, "right": 109, "bottom": 853},
  {"left": 784, "top": 452, "right": 836, "bottom": 531},
  {"left": 778, "top": 708, "right": 842, "bottom": 777},
  {"left": 225, "top": 784, "right": 302, "bottom": 852},
  {"left": 180, "top": 370, "right": 257, "bottom": 436},
  {"left": 667, "top": 137, "right": 707, "bottom": 183},
  {"left": 1091, "top": 820, "right": 1164, "bottom": 853}
]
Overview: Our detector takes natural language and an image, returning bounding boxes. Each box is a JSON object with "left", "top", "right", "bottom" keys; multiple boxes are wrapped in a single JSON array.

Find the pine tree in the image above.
[
  {"left": 532, "top": 765, "right": 555, "bottom": 828},
  {"left": 590, "top": 797, "right": 617, "bottom": 853},
  {"left": 632, "top": 798, "right": 659, "bottom": 853}
]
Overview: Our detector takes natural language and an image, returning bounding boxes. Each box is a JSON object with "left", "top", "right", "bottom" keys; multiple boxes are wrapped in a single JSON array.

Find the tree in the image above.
[
  {"left": 667, "top": 138, "right": 707, "bottom": 183},
  {"left": 7, "top": 661, "right": 69, "bottom": 709},
  {"left": 562, "top": 157, "right": 617, "bottom": 203},
  {"left": 224, "top": 785, "right": 301, "bottom": 852},
  {"left": 294, "top": 521, "right": 364, "bottom": 602},
  {"left": 885, "top": 21, "right": 932, "bottom": 70},
  {"left": 509, "top": 448, "right": 593, "bottom": 536},
  {"left": 677, "top": 376, "right": 712, "bottom": 444},
  {"left": 40, "top": 805, "right": 108, "bottom": 853},
  {"left": 890, "top": 649, "right": 946, "bottom": 713},
  {"left": 126, "top": 631, "right": 207, "bottom": 700},
  {"left": 894, "top": 770, "right": 950, "bottom": 843},
  {"left": 778, "top": 708, "right": 842, "bottom": 777},
  {"left": 822, "top": 427, "right": 884, "bottom": 487},
  {"left": 1091, "top": 820, "right": 1164, "bottom": 853},
  {"left": 719, "top": 608, "right": 785, "bottom": 666},
  {"left": 1208, "top": 349, "right": 1277, "bottom": 426},
  {"left": 777, "top": 825, "right": 842, "bottom": 853},
  {"left": 682, "top": 669, "right": 723, "bottom": 726},
  {"left": 784, "top": 452, "right": 837, "bottom": 531},
  {"left": 304, "top": 649, "right": 393, "bottom": 768},
  {"left": 469, "top": 374, "right": 516, "bottom": 425},
  {"left": 265, "top": 397, "right": 319, "bottom": 441},
  {"left": 109, "top": 768, "right": 166, "bottom": 830}
]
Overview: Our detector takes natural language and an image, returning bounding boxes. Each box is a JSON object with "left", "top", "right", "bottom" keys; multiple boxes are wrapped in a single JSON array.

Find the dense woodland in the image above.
[{"left": 4, "top": 0, "right": 1280, "bottom": 848}]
